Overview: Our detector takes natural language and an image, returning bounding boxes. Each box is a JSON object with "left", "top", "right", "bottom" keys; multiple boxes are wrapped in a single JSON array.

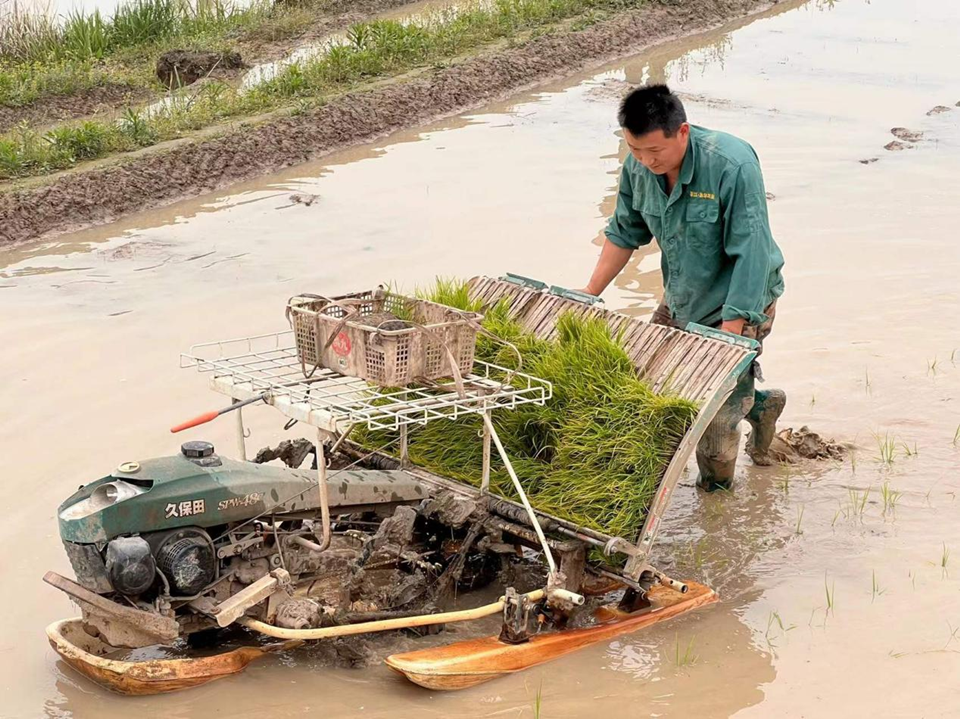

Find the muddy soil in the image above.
[
  {"left": 0, "top": 0, "right": 771, "bottom": 246},
  {"left": 0, "top": 83, "right": 154, "bottom": 135}
]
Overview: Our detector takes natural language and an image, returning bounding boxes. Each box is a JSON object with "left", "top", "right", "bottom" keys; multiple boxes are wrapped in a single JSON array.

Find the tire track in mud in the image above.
[{"left": 0, "top": 0, "right": 771, "bottom": 246}]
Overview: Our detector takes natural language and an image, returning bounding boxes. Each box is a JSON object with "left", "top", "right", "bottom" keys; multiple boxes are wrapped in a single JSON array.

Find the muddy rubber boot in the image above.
[
  {"left": 695, "top": 422, "right": 741, "bottom": 492},
  {"left": 696, "top": 369, "right": 755, "bottom": 492},
  {"left": 745, "top": 389, "right": 787, "bottom": 466}
]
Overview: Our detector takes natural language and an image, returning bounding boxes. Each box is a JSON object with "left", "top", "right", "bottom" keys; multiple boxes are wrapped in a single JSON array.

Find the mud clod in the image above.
[
  {"left": 156, "top": 50, "right": 246, "bottom": 88},
  {"left": 884, "top": 140, "right": 912, "bottom": 152},
  {"left": 765, "top": 426, "right": 847, "bottom": 463},
  {"left": 859, "top": 157, "right": 879, "bottom": 164},
  {"left": 890, "top": 127, "right": 923, "bottom": 142},
  {"left": 926, "top": 105, "right": 952, "bottom": 116}
]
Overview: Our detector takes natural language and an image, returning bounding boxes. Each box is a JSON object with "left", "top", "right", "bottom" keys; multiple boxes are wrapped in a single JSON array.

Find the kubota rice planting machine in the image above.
[{"left": 44, "top": 275, "right": 758, "bottom": 694}]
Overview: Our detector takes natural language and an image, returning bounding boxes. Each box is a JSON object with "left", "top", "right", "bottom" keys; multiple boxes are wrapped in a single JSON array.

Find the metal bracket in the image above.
[
  {"left": 685, "top": 322, "right": 760, "bottom": 351},
  {"left": 548, "top": 286, "right": 604, "bottom": 306},
  {"left": 498, "top": 586, "right": 538, "bottom": 644},
  {"left": 500, "top": 273, "right": 548, "bottom": 291}
]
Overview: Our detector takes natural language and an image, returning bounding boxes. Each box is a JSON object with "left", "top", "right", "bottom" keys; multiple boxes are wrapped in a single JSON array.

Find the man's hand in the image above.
[{"left": 720, "top": 318, "right": 746, "bottom": 336}]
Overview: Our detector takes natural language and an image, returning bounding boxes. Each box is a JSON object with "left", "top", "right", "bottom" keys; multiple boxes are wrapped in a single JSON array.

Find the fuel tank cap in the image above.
[{"left": 181, "top": 441, "right": 215, "bottom": 458}]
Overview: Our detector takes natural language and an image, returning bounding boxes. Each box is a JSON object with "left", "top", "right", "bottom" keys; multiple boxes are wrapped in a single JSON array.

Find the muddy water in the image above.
[{"left": 4, "top": 0, "right": 960, "bottom": 716}]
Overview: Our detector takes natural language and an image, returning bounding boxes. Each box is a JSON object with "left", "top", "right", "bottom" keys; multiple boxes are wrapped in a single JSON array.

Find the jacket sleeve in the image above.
[
  {"left": 720, "top": 162, "right": 775, "bottom": 325},
  {"left": 605, "top": 162, "right": 653, "bottom": 250}
]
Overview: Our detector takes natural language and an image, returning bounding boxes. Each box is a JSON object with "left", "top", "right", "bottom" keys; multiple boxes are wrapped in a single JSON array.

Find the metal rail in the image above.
[{"left": 181, "top": 331, "right": 551, "bottom": 433}]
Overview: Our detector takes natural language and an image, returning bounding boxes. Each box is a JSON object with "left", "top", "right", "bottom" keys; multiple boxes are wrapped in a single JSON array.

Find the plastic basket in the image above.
[{"left": 286, "top": 289, "right": 483, "bottom": 386}]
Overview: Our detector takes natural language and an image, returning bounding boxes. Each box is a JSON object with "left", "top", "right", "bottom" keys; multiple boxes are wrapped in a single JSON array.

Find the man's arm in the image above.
[
  {"left": 720, "top": 162, "right": 776, "bottom": 333},
  {"left": 582, "top": 160, "right": 653, "bottom": 295},
  {"left": 584, "top": 240, "right": 635, "bottom": 296}
]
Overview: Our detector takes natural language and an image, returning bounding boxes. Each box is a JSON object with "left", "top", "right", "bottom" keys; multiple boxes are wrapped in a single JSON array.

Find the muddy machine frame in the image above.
[{"left": 45, "top": 275, "right": 757, "bottom": 694}]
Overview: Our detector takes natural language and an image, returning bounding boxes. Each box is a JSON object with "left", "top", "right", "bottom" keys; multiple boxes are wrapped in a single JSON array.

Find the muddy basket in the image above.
[{"left": 286, "top": 289, "right": 483, "bottom": 386}]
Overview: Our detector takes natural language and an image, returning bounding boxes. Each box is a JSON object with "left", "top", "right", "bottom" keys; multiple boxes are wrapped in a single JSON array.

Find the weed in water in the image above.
[{"left": 674, "top": 633, "right": 698, "bottom": 668}]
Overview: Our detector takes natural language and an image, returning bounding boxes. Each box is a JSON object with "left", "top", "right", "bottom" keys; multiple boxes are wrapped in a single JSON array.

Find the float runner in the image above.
[{"left": 582, "top": 84, "right": 786, "bottom": 491}]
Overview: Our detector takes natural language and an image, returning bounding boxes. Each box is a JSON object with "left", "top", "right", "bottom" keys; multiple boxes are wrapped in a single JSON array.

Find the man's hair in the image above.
[{"left": 617, "top": 84, "right": 687, "bottom": 137}]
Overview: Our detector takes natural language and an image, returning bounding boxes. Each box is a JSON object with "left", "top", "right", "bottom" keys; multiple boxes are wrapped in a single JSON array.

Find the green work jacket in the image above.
[{"left": 605, "top": 124, "right": 785, "bottom": 327}]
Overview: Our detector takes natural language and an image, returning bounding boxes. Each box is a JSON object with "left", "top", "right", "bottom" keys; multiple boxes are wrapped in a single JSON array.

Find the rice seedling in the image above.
[
  {"left": 952, "top": 424, "right": 959, "bottom": 447},
  {"left": 927, "top": 356, "right": 939, "bottom": 375},
  {"left": 794, "top": 505, "right": 804, "bottom": 535},
  {"left": 532, "top": 682, "right": 543, "bottom": 719},
  {"left": 874, "top": 431, "right": 897, "bottom": 466},
  {"left": 831, "top": 506, "right": 842, "bottom": 527},
  {"left": 824, "top": 573, "right": 835, "bottom": 615},
  {"left": 863, "top": 367, "right": 872, "bottom": 394},
  {"left": 951, "top": 348, "right": 957, "bottom": 365},
  {"left": 674, "top": 633, "right": 698, "bottom": 668},
  {"left": 900, "top": 441, "right": 918, "bottom": 457},
  {"left": 880, "top": 482, "right": 900, "bottom": 515},
  {"left": 766, "top": 610, "right": 795, "bottom": 639},
  {"left": 848, "top": 487, "right": 870, "bottom": 519},
  {"left": 354, "top": 279, "right": 697, "bottom": 541},
  {"left": 809, "top": 393, "right": 816, "bottom": 408},
  {"left": 942, "top": 543, "right": 950, "bottom": 578},
  {"left": 871, "top": 570, "right": 885, "bottom": 602}
]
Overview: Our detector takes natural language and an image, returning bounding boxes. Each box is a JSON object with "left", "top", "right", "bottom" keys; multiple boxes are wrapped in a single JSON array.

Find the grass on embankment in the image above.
[
  {"left": 0, "top": 0, "right": 646, "bottom": 181},
  {"left": 355, "top": 279, "right": 698, "bottom": 540},
  {"left": 0, "top": 0, "right": 342, "bottom": 108}
]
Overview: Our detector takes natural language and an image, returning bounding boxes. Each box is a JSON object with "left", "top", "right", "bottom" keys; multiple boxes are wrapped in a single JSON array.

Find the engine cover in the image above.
[{"left": 105, "top": 537, "right": 156, "bottom": 596}]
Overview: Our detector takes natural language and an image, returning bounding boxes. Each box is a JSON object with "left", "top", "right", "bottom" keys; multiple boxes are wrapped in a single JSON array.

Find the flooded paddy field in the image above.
[{"left": 2, "top": 0, "right": 959, "bottom": 716}]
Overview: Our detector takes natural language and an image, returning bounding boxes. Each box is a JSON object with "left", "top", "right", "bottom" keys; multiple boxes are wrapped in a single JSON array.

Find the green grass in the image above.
[
  {"left": 355, "top": 279, "right": 697, "bottom": 541},
  {"left": 0, "top": 0, "right": 650, "bottom": 180},
  {"left": 824, "top": 573, "right": 835, "bottom": 615},
  {"left": 0, "top": 0, "right": 267, "bottom": 64},
  {"left": 0, "top": 0, "right": 323, "bottom": 108}
]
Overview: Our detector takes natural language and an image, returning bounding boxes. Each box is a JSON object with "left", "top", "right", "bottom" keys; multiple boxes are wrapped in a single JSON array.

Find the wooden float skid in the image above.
[{"left": 47, "top": 277, "right": 753, "bottom": 695}]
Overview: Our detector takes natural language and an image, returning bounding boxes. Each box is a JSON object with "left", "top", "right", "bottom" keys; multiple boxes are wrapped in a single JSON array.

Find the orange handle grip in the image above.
[{"left": 170, "top": 410, "right": 220, "bottom": 433}]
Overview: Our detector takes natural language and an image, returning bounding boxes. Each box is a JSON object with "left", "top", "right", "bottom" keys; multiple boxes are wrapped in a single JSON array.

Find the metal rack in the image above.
[{"left": 181, "top": 330, "right": 552, "bottom": 434}]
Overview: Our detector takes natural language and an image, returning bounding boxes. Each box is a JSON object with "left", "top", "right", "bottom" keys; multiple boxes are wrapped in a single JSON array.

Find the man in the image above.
[{"left": 582, "top": 84, "right": 786, "bottom": 491}]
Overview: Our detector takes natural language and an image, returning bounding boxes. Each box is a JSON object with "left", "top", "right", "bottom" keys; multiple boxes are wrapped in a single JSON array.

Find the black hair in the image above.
[{"left": 617, "top": 84, "right": 687, "bottom": 137}]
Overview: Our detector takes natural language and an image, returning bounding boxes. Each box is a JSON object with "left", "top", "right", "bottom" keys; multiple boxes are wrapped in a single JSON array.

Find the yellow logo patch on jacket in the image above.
[{"left": 689, "top": 190, "right": 716, "bottom": 200}]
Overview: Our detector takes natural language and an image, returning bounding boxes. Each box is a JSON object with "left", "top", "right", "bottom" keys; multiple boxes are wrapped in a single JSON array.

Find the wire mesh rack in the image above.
[{"left": 181, "top": 331, "right": 552, "bottom": 433}]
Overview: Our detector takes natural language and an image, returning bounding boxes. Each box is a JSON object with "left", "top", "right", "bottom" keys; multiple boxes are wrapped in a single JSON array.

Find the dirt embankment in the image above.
[
  {"left": 0, "top": 0, "right": 427, "bottom": 134},
  {"left": 0, "top": 0, "right": 773, "bottom": 245}
]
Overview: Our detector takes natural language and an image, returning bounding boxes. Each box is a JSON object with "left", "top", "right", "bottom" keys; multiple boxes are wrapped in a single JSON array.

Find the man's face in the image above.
[{"left": 623, "top": 123, "right": 690, "bottom": 176}]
